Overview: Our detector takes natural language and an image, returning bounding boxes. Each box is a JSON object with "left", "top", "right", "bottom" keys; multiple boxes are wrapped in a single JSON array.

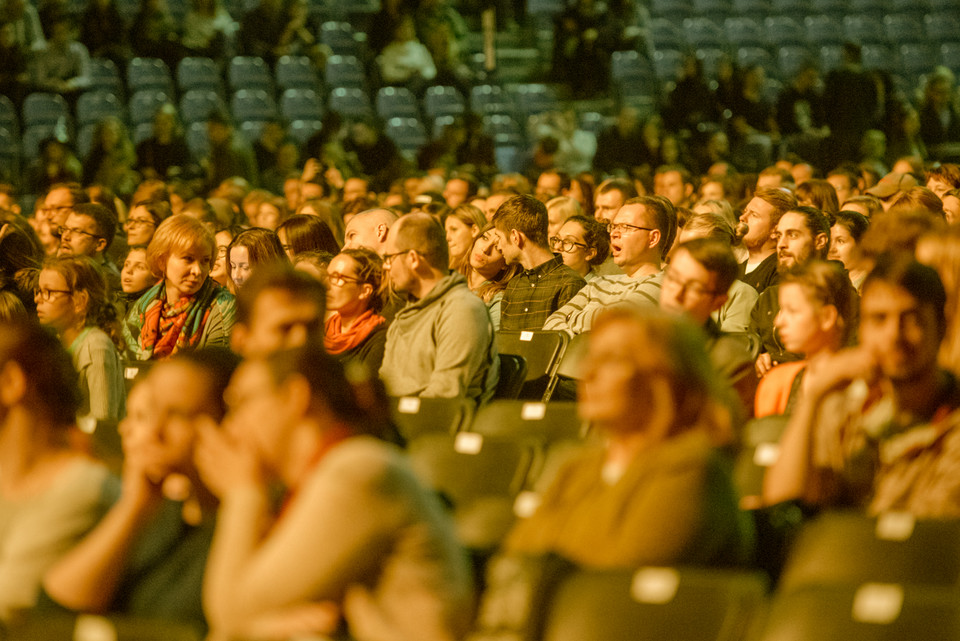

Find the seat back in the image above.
[
  {"left": 494, "top": 353, "right": 527, "bottom": 400},
  {"left": 496, "top": 330, "right": 569, "bottom": 401},
  {"left": 389, "top": 396, "right": 473, "bottom": 441}
]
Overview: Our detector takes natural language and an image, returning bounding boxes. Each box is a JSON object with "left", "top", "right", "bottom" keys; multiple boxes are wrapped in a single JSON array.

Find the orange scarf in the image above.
[{"left": 324, "top": 310, "right": 386, "bottom": 355}]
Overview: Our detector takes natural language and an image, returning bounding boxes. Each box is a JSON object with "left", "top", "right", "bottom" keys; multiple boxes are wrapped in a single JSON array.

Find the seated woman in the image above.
[
  {"left": 754, "top": 260, "right": 857, "bottom": 418},
  {"left": 123, "top": 215, "right": 236, "bottom": 360},
  {"left": 36, "top": 256, "right": 125, "bottom": 423},
  {"left": 828, "top": 210, "right": 871, "bottom": 292},
  {"left": 277, "top": 214, "right": 340, "bottom": 262},
  {"left": 444, "top": 204, "right": 485, "bottom": 275},
  {"left": 550, "top": 214, "right": 610, "bottom": 282},
  {"left": 119, "top": 246, "right": 156, "bottom": 318},
  {"left": 41, "top": 348, "right": 240, "bottom": 635},
  {"left": 504, "top": 307, "right": 753, "bottom": 568},
  {"left": 0, "top": 322, "right": 112, "bottom": 622},
  {"left": 293, "top": 249, "right": 334, "bottom": 287},
  {"left": 196, "top": 344, "right": 474, "bottom": 641},
  {"left": 227, "top": 227, "right": 288, "bottom": 291},
  {"left": 123, "top": 199, "right": 172, "bottom": 251},
  {"left": 325, "top": 248, "right": 388, "bottom": 376},
  {"left": 254, "top": 196, "right": 288, "bottom": 232},
  {"left": 466, "top": 224, "right": 520, "bottom": 331}
]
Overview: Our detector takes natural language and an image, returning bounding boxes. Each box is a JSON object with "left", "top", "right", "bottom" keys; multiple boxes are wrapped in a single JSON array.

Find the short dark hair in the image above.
[
  {"left": 72, "top": 202, "right": 117, "bottom": 251},
  {"left": 132, "top": 199, "right": 172, "bottom": 227},
  {"left": 276, "top": 215, "right": 340, "bottom": 257},
  {"left": 784, "top": 205, "right": 831, "bottom": 258},
  {"left": 565, "top": 214, "right": 610, "bottom": 266},
  {"left": 834, "top": 210, "right": 870, "bottom": 243},
  {"left": 392, "top": 213, "right": 449, "bottom": 270},
  {"left": 44, "top": 183, "right": 90, "bottom": 207},
  {"left": 926, "top": 163, "right": 960, "bottom": 189},
  {"left": 0, "top": 321, "right": 80, "bottom": 428},
  {"left": 235, "top": 264, "right": 326, "bottom": 326},
  {"left": 863, "top": 253, "right": 947, "bottom": 339},
  {"left": 676, "top": 237, "right": 739, "bottom": 294},
  {"left": 493, "top": 194, "right": 549, "bottom": 247},
  {"left": 624, "top": 195, "right": 678, "bottom": 260},
  {"left": 596, "top": 178, "right": 638, "bottom": 201}
]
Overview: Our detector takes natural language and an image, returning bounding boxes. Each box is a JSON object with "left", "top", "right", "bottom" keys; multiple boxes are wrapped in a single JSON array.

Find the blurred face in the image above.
[
  {"left": 700, "top": 181, "right": 724, "bottom": 202},
  {"left": 775, "top": 212, "right": 819, "bottom": 271},
  {"left": 828, "top": 174, "right": 855, "bottom": 204},
  {"left": 223, "top": 361, "right": 291, "bottom": 474},
  {"left": 484, "top": 193, "right": 510, "bottom": 222},
  {"left": 859, "top": 281, "right": 941, "bottom": 383},
  {"left": 211, "top": 230, "right": 232, "bottom": 286},
  {"left": 58, "top": 213, "right": 103, "bottom": 258},
  {"left": 609, "top": 203, "right": 655, "bottom": 274},
  {"left": 34, "top": 269, "right": 78, "bottom": 332},
  {"left": 654, "top": 170, "right": 690, "bottom": 206},
  {"left": 445, "top": 216, "right": 478, "bottom": 263},
  {"left": 125, "top": 205, "right": 157, "bottom": 246},
  {"left": 739, "top": 196, "right": 776, "bottom": 251},
  {"left": 382, "top": 227, "right": 416, "bottom": 293},
  {"left": 776, "top": 283, "right": 829, "bottom": 356},
  {"left": 443, "top": 179, "right": 470, "bottom": 208},
  {"left": 343, "top": 178, "right": 368, "bottom": 203},
  {"left": 943, "top": 194, "right": 960, "bottom": 225},
  {"left": 241, "top": 289, "right": 323, "bottom": 358},
  {"left": 470, "top": 228, "right": 506, "bottom": 279},
  {"left": 827, "top": 224, "right": 857, "bottom": 269},
  {"left": 593, "top": 189, "right": 624, "bottom": 223},
  {"left": 122, "top": 249, "right": 155, "bottom": 293},
  {"left": 546, "top": 204, "right": 571, "bottom": 239},
  {"left": 343, "top": 216, "right": 381, "bottom": 252},
  {"left": 927, "top": 178, "right": 953, "bottom": 200},
  {"left": 229, "top": 246, "right": 252, "bottom": 289},
  {"left": 326, "top": 254, "right": 373, "bottom": 317},
  {"left": 167, "top": 244, "right": 212, "bottom": 297},
  {"left": 551, "top": 219, "right": 594, "bottom": 277},
  {"left": 578, "top": 318, "right": 664, "bottom": 431},
  {"left": 659, "top": 249, "right": 725, "bottom": 326},
  {"left": 535, "top": 173, "right": 562, "bottom": 202},
  {"left": 285, "top": 178, "right": 302, "bottom": 210},
  {"left": 756, "top": 173, "right": 784, "bottom": 191},
  {"left": 258, "top": 203, "right": 281, "bottom": 231}
]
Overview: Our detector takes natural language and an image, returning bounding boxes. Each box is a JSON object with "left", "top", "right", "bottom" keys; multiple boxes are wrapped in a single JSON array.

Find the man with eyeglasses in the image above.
[
  {"left": 380, "top": 213, "right": 498, "bottom": 405},
  {"left": 492, "top": 195, "right": 585, "bottom": 332},
  {"left": 544, "top": 196, "right": 674, "bottom": 336},
  {"left": 32, "top": 183, "right": 90, "bottom": 256},
  {"left": 56, "top": 202, "right": 121, "bottom": 294},
  {"left": 660, "top": 238, "right": 759, "bottom": 416}
]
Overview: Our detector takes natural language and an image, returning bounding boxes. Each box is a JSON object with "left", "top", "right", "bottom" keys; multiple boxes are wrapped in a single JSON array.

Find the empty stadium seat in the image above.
[
  {"left": 805, "top": 14, "right": 845, "bottom": 46},
  {"left": 230, "top": 89, "right": 277, "bottom": 122},
  {"left": 843, "top": 14, "right": 888, "bottom": 45},
  {"left": 389, "top": 396, "right": 474, "bottom": 441},
  {"left": 22, "top": 92, "right": 69, "bottom": 128},
  {"left": 280, "top": 88, "right": 323, "bottom": 121},
  {"left": 818, "top": 44, "right": 845, "bottom": 72},
  {"left": 925, "top": 12, "right": 960, "bottom": 44},
  {"left": 861, "top": 43, "right": 895, "bottom": 72},
  {"left": 611, "top": 50, "right": 656, "bottom": 85},
  {"left": 648, "top": 18, "right": 686, "bottom": 49},
  {"left": 185, "top": 121, "right": 210, "bottom": 158},
  {"left": 733, "top": 0, "right": 768, "bottom": 16},
  {"left": 76, "top": 91, "right": 123, "bottom": 127},
  {"left": 423, "top": 85, "right": 466, "bottom": 119},
  {"left": 509, "top": 83, "right": 558, "bottom": 117},
  {"left": 21, "top": 124, "right": 59, "bottom": 160},
  {"left": 684, "top": 16, "right": 726, "bottom": 48},
  {"left": 496, "top": 330, "right": 569, "bottom": 401},
  {"left": 228, "top": 56, "right": 273, "bottom": 92},
  {"left": 777, "top": 46, "right": 815, "bottom": 80},
  {"left": 320, "top": 21, "right": 361, "bottom": 56},
  {"left": 692, "top": 0, "right": 732, "bottom": 20},
  {"left": 942, "top": 42, "right": 960, "bottom": 75},
  {"left": 324, "top": 55, "right": 365, "bottom": 88},
  {"left": 652, "top": 48, "right": 685, "bottom": 82},
  {"left": 883, "top": 13, "right": 926, "bottom": 43},
  {"left": 696, "top": 47, "right": 727, "bottom": 79},
  {"left": 128, "top": 89, "right": 171, "bottom": 126},
  {"left": 469, "top": 400, "right": 584, "bottom": 442},
  {"left": 470, "top": 84, "right": 513, "bottom": 115},
  {"left": 327, "top": 87, "right": 372, "bottom": 117},
  {"left": 809, "top": 0, "right": 846, "bottom": 14},
  {"left": 649, "top": 0, "right": 694, "bottom": 22},
  {"left": 731, "top": 415, "right": 789, "bottom": 506},
  {"left": 177, "top": 57, "right": 223, "bottom": 93},
  {"left": 724, "top": 16, "right": 766, "bottom": 47},
  {"left": 275, "top": 55, "right": 319, "bottom": 90},
  {"left": 88, "top": 58, "right": 123, "bottom": 95},
  {"left": 543, "top": 568, "right": 768, "bottom": 641},
  {"left": 384, "top": 117, "right": 427, "bottom": 152},
  {"left": 76, "top": 123, "right": 96, "bottom": 157},
  {"left": 483, "top": 113, "right": 524, "bottom": 145},
  {"left": 287, "top": 119, "right": 323, "bottom": 145},
  {"left": 375, "top": 86, "right": 419, "bottom": 119},
  {"left": 126, "top": 57, "right": 174, "bottom": 94},
  {"left": 770, "top": 0, "right": 808, "bottom": 17},
  {"left": 764, "top": 16, "right": 808, "bottom": 46},
  {"left": 179, "top": 89, "right": 226, "bottom": 124},
  {"left": 900, "top": 43, "right": 936, "bottom": 79},
  {"left": 737, "top": 46, "right": 775, "bottom": 72}
]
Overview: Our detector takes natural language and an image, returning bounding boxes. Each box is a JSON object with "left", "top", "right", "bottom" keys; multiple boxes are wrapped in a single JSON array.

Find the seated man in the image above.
[
  {"left": 764, "top": 256, "right": 960, "bottom": 517},
  {"left": 493, "top": 195, "right": 585, "bottom": 332},
  {"left": 544, "top": 196, "right": 674, "bottom": 336},
  {"left": 342, "top": 208, "right": 398, "bottom": 254},
  {"left": 39, "top": 348, "right": 240, "bottom": 635},
  {"left": 380, "top": 213, "right": 498, "bottom": 404},
  {"left": 660, "top": 238, "right": 759, "bottom": 417},
  {"left": 57, "top": 202, "right": 120, "bottom": 293}
]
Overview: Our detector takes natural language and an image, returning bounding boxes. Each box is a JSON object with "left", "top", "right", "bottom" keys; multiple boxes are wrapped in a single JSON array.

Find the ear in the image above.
[
  {"left": 585, "top": 246, "right": 597, "bottom": 262},
  {"left": 230, "top": 323, "right": 248, "bottom": 354},
  {"left": 72, "top": 289, "right": 89, "bottom": 317},
  {"left": 510, "top": 228, "right": 523, "bottom": 248},
  {"left": 0, "top": 361, "right": 26, "bottom": 407},
  {"left": 815, "top": 232, "right": 829, "bottom": 252},
  {"left": 647, "top": 229, "right": 661, "bottom": 251},
  {"left": 377, "top": 224, "right": 389, "bottom": 242},
  {"left": 819, "top": 303, "right": 839, "bottom": 333},
  {"left": 470, "top": 224, "right": 480, "bottom": 238},
  {"left": 358, "top": 282, "right": 373, "bottom": 301}
]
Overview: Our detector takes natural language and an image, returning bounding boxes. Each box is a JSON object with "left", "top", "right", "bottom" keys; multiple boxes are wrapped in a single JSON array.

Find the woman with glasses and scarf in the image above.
[
  {"left": 324, "top": 248, "right": 388, "bottom": 377},
  {"left": 123, "top": 215, "right": 236, "bottom": 361}
]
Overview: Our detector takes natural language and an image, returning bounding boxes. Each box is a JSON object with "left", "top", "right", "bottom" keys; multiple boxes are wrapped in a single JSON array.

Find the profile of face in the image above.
[
  {"left": 659, "top": 249, "right": 724, "bottom": 326},
  {"left": 239, "top": 288, "right": 323, "bottom": 359},
  {"left": 827, "top": 223, "right": 857, "bottom": 269},
  {"left": 578, "top": 318, "right": 663, "bottom": 431},
  {"left": 738, "top": 197, "right": 775, "bottom": 250},
  {"left": 551, "top": 219, "right": 594, "bottom": 277},
  {"left": 943, "top": 194, "right": 960, "bottom": 225},
  {"left": 326, "top": 254, "right": 373, "bottom": 317},
  {"left": 343, "top": 216, "right": 382, "bottom": 252},
  {"left": 775, "top": 212, "right": 819, "bottom": 271},
  {"left": 859, "top": 280, "right": 941, "bottom": 383},
  {"left": 609, "top": 203, "right": 656, "bottom": 272},
  {"left": 210, "top": 230, "right": 233, "bottom": 286},
  {"left": 469, "top": 229, "right": 506, "bottom": 279},
  {"left": 167, "top": 244, "right": 212, "bottom": 297},
  {"left": 35, "top": 269, "right": 81, "bottom": 333},
  {"left": 491, "top": 226, "right": 521, "bottom": 266},
  {"left": 229, "top": 245, "right": 251, "bottom": 289},
  {"left": 775, "top": 282, "right": 832, "bottom": 356},
  {"left": 58, "top": 213, "right": 103, "bottom": 258},
  {"left": 122, "top": 248, "right": 155, "bottom": 293},
  {"left": 927, "top": 177, "right": 953, "bottom": 200},
  {"left": 125, "top": 205, "right": 157, "bottom": 246},
  {"left": 445, "top": 216, "right": 479, "bottom": 264}
]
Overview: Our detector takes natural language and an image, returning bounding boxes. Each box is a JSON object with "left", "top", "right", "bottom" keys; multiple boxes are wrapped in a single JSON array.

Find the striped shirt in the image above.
[
  {"left": 500, "top": 255, "right": 586, "bottom": 332},
  {"left": 543, "top": 271, "right": 664, "bottom": 336}
]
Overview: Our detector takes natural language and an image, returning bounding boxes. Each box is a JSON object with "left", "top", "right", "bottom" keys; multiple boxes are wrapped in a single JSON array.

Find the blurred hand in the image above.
[
  {"left": 194, "top": 417, "right": 262, "bottom": 498},
  {"left": 755, "top": 352, "right": 776, "bottom": 378}
]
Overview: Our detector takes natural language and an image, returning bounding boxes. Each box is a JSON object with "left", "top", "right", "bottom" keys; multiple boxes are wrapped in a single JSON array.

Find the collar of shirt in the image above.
[{"left": 520, "top": 254, "right": 565, "bottom": 279}]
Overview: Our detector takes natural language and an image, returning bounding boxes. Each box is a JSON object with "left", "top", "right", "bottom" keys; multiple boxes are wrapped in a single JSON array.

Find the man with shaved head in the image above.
[
  {"left": 342, "top": 208, "right": 399, "bottom": 254},
  {"left": 379, "top": 213, "right": 498, "bottom": 405}
]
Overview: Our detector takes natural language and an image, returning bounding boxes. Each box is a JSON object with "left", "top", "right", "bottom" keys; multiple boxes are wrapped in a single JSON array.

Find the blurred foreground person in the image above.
[{"left": 198, "top": 344, "right": 474, "bottom": 641}]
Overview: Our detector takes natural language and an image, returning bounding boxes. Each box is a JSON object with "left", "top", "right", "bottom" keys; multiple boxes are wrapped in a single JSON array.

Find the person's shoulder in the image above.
[{"left": 317, "top": 436, "right": 407, "bottom": 487}]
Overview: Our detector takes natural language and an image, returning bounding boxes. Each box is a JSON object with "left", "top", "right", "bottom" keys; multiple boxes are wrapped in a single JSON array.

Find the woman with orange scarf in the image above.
[
  {"left": 324, "top": 248, "right": 387, "bottom": 377},
  {"left": 123, "top": 215, "right": 236, "bottom": 360}
]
